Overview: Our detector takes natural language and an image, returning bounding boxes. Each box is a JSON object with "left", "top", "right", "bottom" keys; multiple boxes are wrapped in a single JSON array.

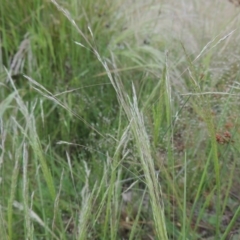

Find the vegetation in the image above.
[{"left": 1, "top": 0, "right": 240, "bottom": 239}]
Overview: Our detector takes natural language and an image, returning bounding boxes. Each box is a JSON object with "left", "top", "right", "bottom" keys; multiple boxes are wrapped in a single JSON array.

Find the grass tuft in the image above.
[{"left": 1, "top": 0, "right": 240, "bottom": 239}]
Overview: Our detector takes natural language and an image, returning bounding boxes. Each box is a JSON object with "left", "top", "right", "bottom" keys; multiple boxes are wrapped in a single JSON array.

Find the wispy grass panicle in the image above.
[{"left": 1, "top": 0, "right": 240, "bottom": 239}]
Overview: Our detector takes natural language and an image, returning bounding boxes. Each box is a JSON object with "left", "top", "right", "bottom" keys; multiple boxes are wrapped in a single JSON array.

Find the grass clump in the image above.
[{"left": 1, "top": 0, "right": 240, "bottom": 239}]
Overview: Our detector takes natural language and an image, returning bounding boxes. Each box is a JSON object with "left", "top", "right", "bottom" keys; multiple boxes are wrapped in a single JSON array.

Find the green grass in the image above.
[{"left": 1, "top": 0, "right": 240, "bottom": 239}]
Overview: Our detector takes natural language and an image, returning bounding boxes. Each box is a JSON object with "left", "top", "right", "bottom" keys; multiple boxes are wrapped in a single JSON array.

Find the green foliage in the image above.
[{"left": 1, "top": 0, "right": 240, "bottom": 239}]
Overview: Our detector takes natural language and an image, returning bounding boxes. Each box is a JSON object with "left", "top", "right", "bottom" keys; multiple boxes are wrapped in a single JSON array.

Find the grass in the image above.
[{"left": 1, "top": 0, "right": 240, "bottom": 239}]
